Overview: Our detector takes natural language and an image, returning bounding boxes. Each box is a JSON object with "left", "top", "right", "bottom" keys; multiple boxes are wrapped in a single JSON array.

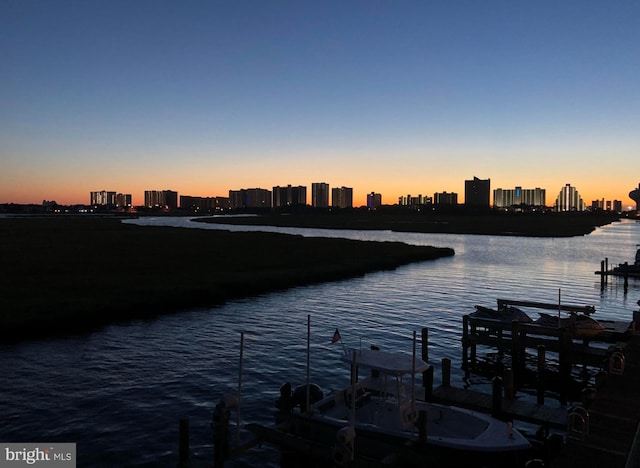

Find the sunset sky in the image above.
[{"left": 2, "top": 1, "right": 639, "bottom": 207}]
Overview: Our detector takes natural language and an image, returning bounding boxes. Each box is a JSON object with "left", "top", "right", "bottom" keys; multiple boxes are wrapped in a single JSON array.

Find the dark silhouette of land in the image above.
[
  {"left": 198, "top": 209, "right": 622, "bottom": 237},
  {"left": 0, "top": 217, "right": 453, "bottom": 342}
]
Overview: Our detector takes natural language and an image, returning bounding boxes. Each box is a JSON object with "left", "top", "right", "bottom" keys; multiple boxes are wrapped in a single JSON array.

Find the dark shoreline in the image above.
[
  {"left": 196, "top": 210, "right": 623, "bottom": 237},
  {"left": 0, "top": 217, "right": 453, "bottom": 343}
]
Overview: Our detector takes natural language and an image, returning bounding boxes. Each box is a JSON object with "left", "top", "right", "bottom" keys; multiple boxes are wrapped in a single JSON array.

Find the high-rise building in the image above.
[
  {"left": 367, "top": 192, "right": 382, "bottom": 209},
  {"left": 229, "top": 188, "right": 272, "bottom": 209},
  {"left": 398, "top": 194, "right": 430, "bottom": 206},
  {"left": 90, "top": 190, "right": 117, "bottom": 207},
  {"left": 144, "top": 190, "right": 178, "bottom": 208},
  {"left": 464, "top": 177, "right": 490, "bottom": 207},
  {"left": 434, "top": 191, "right": 458, "bottom": 205},
  {"left": 180, "top": 195, "right": 230, "bottom": 212},
  {"left": 493, "top": 187, "right": 546, "bottom": 208},
  {"left": 311, "top": 183, "right": 330, "bottom": 208},
  {"left": 331, "top": 186, "right": 353, "bottom": 208},
  {"left": 554, "top": 184, "right": 585, "bottom": 211},
  {"left": 272, "top": 185, "right": 307, "bottom": 207}
]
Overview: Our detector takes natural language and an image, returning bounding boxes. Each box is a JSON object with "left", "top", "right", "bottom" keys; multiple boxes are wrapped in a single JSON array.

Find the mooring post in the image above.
[
  {"left": 421, "top": 327, "right": 429, "bottom": 363},
  {"left": 418, "top": 410, "right": 428, "bottom": 443},
  {"left": 421, "top": 327, "right": 430, "bottom": 392},
  {"left": 511, "top": 321, "right": 520, "bottom": 381},
  {"left": 537, "top": 345, "right": 546, "bottom": 405},
  {"left": 462, "top": 315, "right": 470, "bottom": 378},
  {"left": 424, "top": 366, "right": 434, "bottom": 401},
  {"left": 179, "top": 418, "right": 189, "bottom": 467},
  {"left": 492, "top": 376, "right": 503, "bottom": 419},
  {"left": 600, "top": 260, "right": 606, "bottom": 290},
  {"left": 504, "top": 368, "right": 515, "bottom": 400},
  {"left": 624, "top": 262, "right": 629, "bottom": 293},
  {"left": 558, "top": 328, "right": 571, "bottom": 406},
  {"left": 442, "top": 357, "right": 451, "bottom": 388},
  {"left": 470, "top": 320, "right": 477, "bottom": 368}
]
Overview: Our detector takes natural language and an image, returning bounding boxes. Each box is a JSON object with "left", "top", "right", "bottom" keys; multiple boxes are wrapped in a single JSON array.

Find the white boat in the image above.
[{"left": 275, "top": 347, "right": 531, "bottom": 465}]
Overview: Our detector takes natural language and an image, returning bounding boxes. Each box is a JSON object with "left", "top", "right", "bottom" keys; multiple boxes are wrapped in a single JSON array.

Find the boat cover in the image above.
[{"left": 340, "top": 348, "right": 429, "bottom": 376}]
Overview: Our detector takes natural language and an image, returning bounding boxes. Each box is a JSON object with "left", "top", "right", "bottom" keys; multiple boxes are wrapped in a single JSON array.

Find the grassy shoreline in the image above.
[
  {"left": 197, "top": 210, "right": 622, "bottom": 237},
  {"left": 0, "top": 217, "right": 453, "bottom": 343}
]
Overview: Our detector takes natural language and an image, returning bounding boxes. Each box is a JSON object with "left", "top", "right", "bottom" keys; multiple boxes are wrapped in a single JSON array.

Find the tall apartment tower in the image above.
[
  {"left": 311, "top": 182, "right": 330, "bottom": 208},
  {"left": 464, "top": 177, "right": 491, "bottom": 207},
  {"left": 434, "top": 191, "right": 458, "bottom": 205},
  {"left": 273, "top": 185, "right": 307, "bottom": 207},
  {"left": 367, "top": 192, "right": 382, "bottom": 209},
  {"left": 228, "top": 188, "right": 272, "bottom": 209},
  {"left": 554, "top": 184, "right": 585, "bottom": 211},
  {"left": 331, "top": 186, "right": 353, "bottom": 208}
]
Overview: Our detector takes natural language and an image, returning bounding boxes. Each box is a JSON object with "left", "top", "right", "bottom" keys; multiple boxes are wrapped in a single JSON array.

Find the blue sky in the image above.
[{"left": 2, "top": 1, "right": 639, "bottom": 206}]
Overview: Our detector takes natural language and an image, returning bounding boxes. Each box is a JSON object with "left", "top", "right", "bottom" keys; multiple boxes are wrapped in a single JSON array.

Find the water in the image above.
[{"left": 1, "top": 218, "right": 639, "bottom": 466}]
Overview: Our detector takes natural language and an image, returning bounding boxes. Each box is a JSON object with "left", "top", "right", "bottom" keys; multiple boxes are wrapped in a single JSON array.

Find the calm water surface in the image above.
[{"left": 1, "top": 218, "right": 639, "bottom": 466}]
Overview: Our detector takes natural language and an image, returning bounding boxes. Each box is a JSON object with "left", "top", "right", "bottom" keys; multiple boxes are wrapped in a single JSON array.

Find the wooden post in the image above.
[
  {"left": 511, "top": 321, "right": 520, "bottom": 381},
  {"left": 504, "top": 368, "right": 514, "bottom": 400},
  {"left": 462, "top": 315, "right": 470, "bottom": 378},
  {"left": 418, "top": 410, "right": 428, "bottom": 443},
  {"left": 600, "top": 260, "right": 605, "bottom": 290},
  {"left": 442, "top": 357, "right": 451, "bottom": 388},
  {"left": 537, "top": 345, "right": 546, "bottom": 405},
  {"left": 470, "top": 321, "right": 477, "bottom": 368},
  {"left": 212, "top": 400, "right": 229, "bottom": 468},
  {"left": 423, "top": 366, "right": 434, "bottom": 401},
  {"left": 422, "top": 327, "right": 429, "bottom": 363},
  {"left": 492, "top": 376, "right": 503, "bottom": 419},
  {"left": 558, "top": 328, "right": 571, "bottom": 406},
  {"left": 179, "top": 418, "right": 189, "bottom": 467},
  {"left": 624, "top": 262, "right": 629, "bottom": 293}
]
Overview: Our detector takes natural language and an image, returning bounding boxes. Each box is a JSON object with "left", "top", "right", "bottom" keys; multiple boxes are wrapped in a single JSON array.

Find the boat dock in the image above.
[{"left": 206, "top": 304, "right": 640, "bottom": 468}]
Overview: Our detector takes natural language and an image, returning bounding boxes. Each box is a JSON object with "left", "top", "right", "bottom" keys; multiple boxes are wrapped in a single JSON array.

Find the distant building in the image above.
[
  {"left": 367, "top": 192, "right": 382, "bottom": 209},
  {"left": 180, "top": 195, "right": 230, "bottom": 212},
  {"left": 434, "top": 191, "right": 458, "bottom": 205},
  {"left": 493, "top": 187, "right": 546, "bottom": 208},
  {"left": 311, "top": 182, "right": 330, "bottom": 208},
  {"left": 144, "top": 190, "right": 178, "bottom": 209},
  {"left": 465, "top": 177, "right": 491, "bottom": 207},
  {"left": 115, "top": 193, "right": 132, "bottom": 208},
  {"left": 229, "top": 188, "right": 272, "bottom": 209},
  {"left": 272, "top": 185, "right": 307, "bottom": 207},
  {"left": 90, "top": 190, "right": 116, "bottom": 207},
  {"left": 630, "top": 183, "right": 640, "bottom": 211},
  {"left": 398, "top": 194, "right": 431, "bottom": 206},
  {"left": 331, "top": 186, "right": 353, "bottom": 208},
  {"left": 591, "top": 199, "right": 623, "bottom": 212},
  {"left": 554, "top": 184, "right": 585, "bottom": 211}
]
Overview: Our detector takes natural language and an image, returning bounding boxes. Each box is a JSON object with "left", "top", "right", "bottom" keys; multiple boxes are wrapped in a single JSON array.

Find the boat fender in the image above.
[{"left": 332, "top": 426, "right": 355, "bottom": 467}]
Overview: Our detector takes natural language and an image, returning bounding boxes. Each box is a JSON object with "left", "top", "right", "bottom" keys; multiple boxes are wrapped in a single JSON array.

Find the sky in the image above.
[{"left": 1, "top": 1, "right": 639, "bottom": 207}]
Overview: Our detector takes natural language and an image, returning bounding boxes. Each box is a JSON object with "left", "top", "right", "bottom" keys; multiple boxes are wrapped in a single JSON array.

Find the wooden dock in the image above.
[
  {"left": 549, "top": 333, "right": 640, "bottom": 468},
  {"left": 427, "top": 385, "right": 568, "bottom": 429}
]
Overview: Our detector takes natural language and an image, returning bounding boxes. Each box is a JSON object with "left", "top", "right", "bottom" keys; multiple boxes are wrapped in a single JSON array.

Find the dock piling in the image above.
[
  {"left": 442, "top": 358, "right": 451, "bottom": 388},
  {"left": 536, "top": 345, "right": 546, "bottom": 405},
  {"left": 179, "top": 418, "right": 189, "bottom": 467},
  {"left": 491, "top": 376, "right": 503, "bottom": 419}
]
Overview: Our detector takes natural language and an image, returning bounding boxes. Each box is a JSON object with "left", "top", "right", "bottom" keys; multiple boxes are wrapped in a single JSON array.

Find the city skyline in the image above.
[
  {"left": 2, "top": 2, "right": 639, "bottom": 208},
  {"left": 84, "top": 179, "right": 617, "bottom": 211}
]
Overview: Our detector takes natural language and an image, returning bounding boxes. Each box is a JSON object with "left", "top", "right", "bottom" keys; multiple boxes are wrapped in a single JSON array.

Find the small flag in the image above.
[{"left": 331, "top": 328, "right": 341, "bottom": 344}]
